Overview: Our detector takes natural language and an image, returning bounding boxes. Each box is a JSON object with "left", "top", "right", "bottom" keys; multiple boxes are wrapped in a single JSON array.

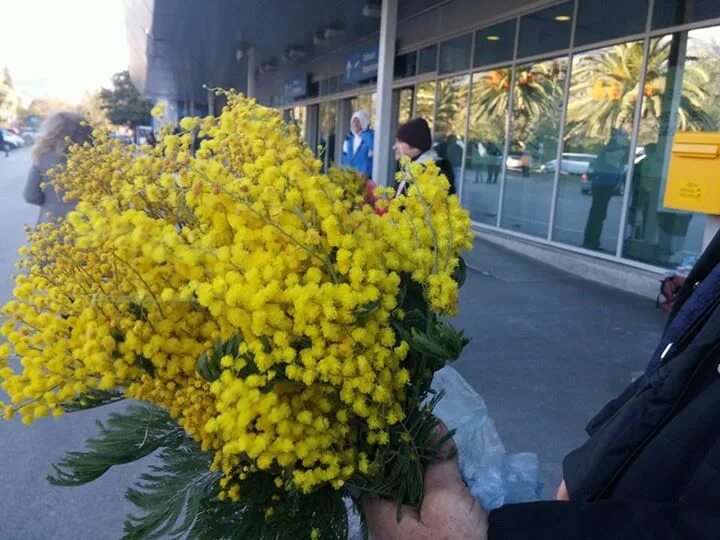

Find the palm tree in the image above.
[
  {"left": 470, "top": 61, "right": 565, "bottom": 149},
  {"left": 566, "top": 39, "right": 712, "bottom": 142}
]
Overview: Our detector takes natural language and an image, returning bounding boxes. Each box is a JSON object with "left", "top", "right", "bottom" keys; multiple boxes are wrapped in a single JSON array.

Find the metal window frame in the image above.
[
  {"left": 273, "top": 2, "right": 720, "bottom": 274},
  {"left": 496, "top": 16, "right": 522, "bottom": 228},
  {"left": 547, "top": 0, "right": 580, "bottom": 242}
]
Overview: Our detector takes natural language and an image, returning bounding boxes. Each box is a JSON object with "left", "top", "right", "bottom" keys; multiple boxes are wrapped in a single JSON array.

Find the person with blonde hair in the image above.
[{"left": 23, "top": 111, "right": 93, "bottom": 224}]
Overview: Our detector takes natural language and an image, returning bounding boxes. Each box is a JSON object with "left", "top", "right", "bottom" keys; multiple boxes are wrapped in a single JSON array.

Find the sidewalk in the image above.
[{"left": 453, "top": 238, "right": 667, "bottom": 497}]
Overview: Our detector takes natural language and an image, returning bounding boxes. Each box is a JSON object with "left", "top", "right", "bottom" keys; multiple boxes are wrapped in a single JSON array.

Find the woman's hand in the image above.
[{"left": 364, "top": 427, "right": 488, "bottom": 540}]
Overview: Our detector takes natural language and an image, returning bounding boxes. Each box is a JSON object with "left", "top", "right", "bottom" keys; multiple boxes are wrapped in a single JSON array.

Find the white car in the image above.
[
  {"left": 1, "top": 129, "right": 24, "bottom": 149},
  {"left": 543, "top": 153, "right": 596, "bottom": 175}
]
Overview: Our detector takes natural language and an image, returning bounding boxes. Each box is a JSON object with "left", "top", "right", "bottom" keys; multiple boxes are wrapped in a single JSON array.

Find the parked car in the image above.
[
  {"left": 21, "top": 129, "right": 40, "bottom": 145},
  {"left": 580, "top": 151, "right": 646, "bottom": 196},
  {"left": 1, "top": 129, "right": 24, "bottom": 149},
  {"left": 506, "top": 151, "right": 531, "bottom": 177},
  {"left": 543, "top": 153, "right": 596, "bottom": 175}
]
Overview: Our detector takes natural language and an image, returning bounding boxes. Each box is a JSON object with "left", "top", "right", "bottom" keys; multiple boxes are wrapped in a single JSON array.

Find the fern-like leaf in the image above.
[{"left": 48, "top": 403, "right": 182, "bottom": 486}]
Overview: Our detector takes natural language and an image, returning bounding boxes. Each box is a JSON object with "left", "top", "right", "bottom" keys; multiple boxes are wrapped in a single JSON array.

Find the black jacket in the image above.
[{"left": 489, "top": 231, "right": 720, "bottom": 539}]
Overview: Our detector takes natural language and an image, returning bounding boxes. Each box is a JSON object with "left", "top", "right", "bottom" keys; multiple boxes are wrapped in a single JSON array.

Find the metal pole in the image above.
[
  {"left": 615, "top": 0, "right": 655, "bottom": 257},
  {"left": 247, "top": 47, "right": 257, "bottom": 98},
  {"left": 496, "top": 16, "right": 522, "bottom": 228},
  {"left": 547, "top": 0, "right": 579, "bottom": 241},
  {"left": 372, "top": 0, "right": 398, "bottom": 186}
]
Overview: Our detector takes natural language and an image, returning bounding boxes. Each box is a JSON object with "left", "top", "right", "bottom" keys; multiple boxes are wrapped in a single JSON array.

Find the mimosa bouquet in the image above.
[{"left": 0, "top": 93, "right": 473, "bottom": 539}]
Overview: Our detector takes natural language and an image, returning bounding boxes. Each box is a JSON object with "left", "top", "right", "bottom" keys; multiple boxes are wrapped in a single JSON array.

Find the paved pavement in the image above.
[{"left": 0, "top": 147, "right": 667, "bottom": 538}]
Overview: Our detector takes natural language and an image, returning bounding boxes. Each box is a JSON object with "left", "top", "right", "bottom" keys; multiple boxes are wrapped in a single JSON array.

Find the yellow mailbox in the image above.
[{"left": 664, "top": 132, "right": 720, "bottom": 215}]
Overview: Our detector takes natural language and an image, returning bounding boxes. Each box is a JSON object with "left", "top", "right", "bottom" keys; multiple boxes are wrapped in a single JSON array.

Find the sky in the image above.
[{"left": 1, "top": 0, "right": 129, "bottom": 105}]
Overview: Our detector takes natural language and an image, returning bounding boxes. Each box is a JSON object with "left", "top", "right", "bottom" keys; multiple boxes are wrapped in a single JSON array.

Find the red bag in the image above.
[{"left": 657, "top": 274, "right": 686, "bottom": 312}]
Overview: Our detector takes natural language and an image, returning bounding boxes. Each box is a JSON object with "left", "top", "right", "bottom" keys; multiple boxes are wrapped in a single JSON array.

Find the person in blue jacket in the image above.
[{"left": 342, "top": 109, "right": 374, "bottom": 178}]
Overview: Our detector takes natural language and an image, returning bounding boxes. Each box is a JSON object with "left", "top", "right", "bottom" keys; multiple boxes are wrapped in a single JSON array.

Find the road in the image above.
[
  {"left": 0, "top": 148, "right": 666, "bottom": 538},
  {"left": 0, "top": 148, "right": 145, "bottom": 540}
]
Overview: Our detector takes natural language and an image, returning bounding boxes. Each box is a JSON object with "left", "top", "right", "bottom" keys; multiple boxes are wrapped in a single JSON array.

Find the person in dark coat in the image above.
[
  {"left": 393, "top": 117, "right": 455, "bottom": 196},
  {"left": 366, "top": 228, "right": 720, "bottom": 539}
]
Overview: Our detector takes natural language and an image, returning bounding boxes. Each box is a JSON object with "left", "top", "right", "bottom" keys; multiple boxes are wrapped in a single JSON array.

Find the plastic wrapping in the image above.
[
  {"left": 349, "top": 365, "right": 541, "bottom": 538},
  {"left": 431, "top": 365, "right": 542, "bottom": 510}
]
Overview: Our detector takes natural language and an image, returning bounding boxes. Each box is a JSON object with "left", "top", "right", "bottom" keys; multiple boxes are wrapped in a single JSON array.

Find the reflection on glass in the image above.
[
  {"left": 433, "top": 76, "right": 470, "bottom": 194},
  {"left": 318, "top": 101, "right": 337, "bottom": 171},
  {"left": 501, "top": 58, "right": 567, "bottom": 238},
  {"left": 439, "top": 34, "right": 472, "bottom": 74},
  {"left": 575, "top": 0, "right": 648, "bottom": 47},
  {"left": 474, "top": 21, "right": 516, "bottom": 68},
  {"left": 290, "top": 106, "right": 306, "bottom": 139},
  {"left": 518, "top": 2, "right": 573, "bottom": 58},
  {"left": 350, "top": 93, "right": 377, "bottom": 126},
  {"left": 553, "top": 42, "right": 643, "bottom": 252},
  {"left": 623, "top": 28, "right": 720, "bottom": 267},
  {"left": 418, "top": 45, "right": 438, "bottom": 74},
  {"left": 653, "top": 0, "right": 720, "bottom": 28},
  {"left": 415, "top": 81, "right": 436, "bottom": 131},
  {"left": 395, "top": 51, "right": 418, "bottom": 79},
  {"left": 398, "top": 88, "right": 413, "bottom": 125},
  {"left": 463, "top": 68, "right": 511, "bottom": 225}
]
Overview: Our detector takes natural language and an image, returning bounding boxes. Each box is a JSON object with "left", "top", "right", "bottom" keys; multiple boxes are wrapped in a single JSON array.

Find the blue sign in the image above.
[
  {"left": 345, "top": 45, "right": 379, "bottom": 82},
  {"left": 284, "top": 74, "right": 308, "bottom": 100}
]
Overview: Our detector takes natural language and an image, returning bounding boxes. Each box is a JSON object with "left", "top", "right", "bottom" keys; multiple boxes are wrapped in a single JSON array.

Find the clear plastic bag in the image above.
[{"left": 431, "top": 365, "right": 542, "bottom": 510}]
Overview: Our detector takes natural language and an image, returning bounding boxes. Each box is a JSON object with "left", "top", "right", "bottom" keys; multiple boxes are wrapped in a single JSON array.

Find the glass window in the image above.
[
  {"left": 290, "top": 106, "right": 306, "bottom": 139},
  {"left": 398, "top": 87, "right": 414, "bottom": 125},
  {"left": 418, "top": 45, "right": 438, "bottom": 74},
  {"left": 575, "top": 0, "right": 649, "bottom": 47},
  {"left": 350, "top": 93, "right": 377, "bottom": 127},
  {"left": 415, "top": 81, "right": 436, "bottom": 131},
  {"left": 622, "top": 27, "right": 720, "bottom": 267},
  {"left": 553, "top": 42, "right": 642, "bottom": 252},
  {"left": 395, "top": 51, "right": 418, "bottom": 79},
  {"left": 317, "top": 101, "right": 338, "bottom": 171},
  {"left": 439, "top": 33, "right": 473, "bottom": 74},
  {"left": 518, "top": 2, "right": 573, "bottom": 58},
  {"left": 464, "top": 68, "right": 511, "bottom": 225},
  {"left": 653, "top": 0, "right": 720, "bottom": 28},
  {"left": 433, "top": 76, "right": 470, "bottom": 194},
  {"left": 474, "top": 20, "right": 516, "bottom": 68},
  {"left": 501, "top": 58, "right": 568, "bottom": 238}
]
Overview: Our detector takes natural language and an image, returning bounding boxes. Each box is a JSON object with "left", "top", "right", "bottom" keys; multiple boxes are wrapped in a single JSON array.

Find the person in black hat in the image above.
[{"left": 393, "top": 117, "right": 456, "bottom": 196}]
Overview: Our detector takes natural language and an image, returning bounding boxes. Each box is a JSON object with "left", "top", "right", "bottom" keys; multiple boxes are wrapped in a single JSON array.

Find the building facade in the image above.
[{"left": 127, "top": 0, "right": 720, "bottom": 273}]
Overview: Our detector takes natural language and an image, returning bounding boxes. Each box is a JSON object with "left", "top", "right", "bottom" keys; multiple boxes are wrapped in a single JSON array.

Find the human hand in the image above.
[
  {"left": 364, "top": 427, "right": 488, "bottom": 540},
  {"left": 556, "top": 480, "right": 569, "bottom": 501}
]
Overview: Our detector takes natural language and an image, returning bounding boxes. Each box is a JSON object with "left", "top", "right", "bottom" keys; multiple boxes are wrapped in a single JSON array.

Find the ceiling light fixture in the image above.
[
  {"left": 486, "top": 35, "right": 501, "bottom": 41},
  {"left": 554, "top": 15, "right": 572, "bottom": 21}
]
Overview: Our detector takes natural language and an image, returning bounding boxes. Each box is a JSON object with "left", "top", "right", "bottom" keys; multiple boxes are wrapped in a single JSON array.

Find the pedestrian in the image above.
[
  {"left": 583, "top": 128, "right": 630, "bottom": 251},
  {"left": 393, "top": 117, "right": 455, "bottom": 195},
  {"left": 0, "top": 129, "right": 8, "bottom": 158},
  {"left": 23, "top": 112, "right": 93, "bottom": 224},
  {"left": 342, "top": 109, "right": 374, "bottom": 179},
  {"left": 366, "top": 227, "right": 720, "bottom": 538},
  {"left": 146, "top": 130, "right": 157, "bottom": 147}
]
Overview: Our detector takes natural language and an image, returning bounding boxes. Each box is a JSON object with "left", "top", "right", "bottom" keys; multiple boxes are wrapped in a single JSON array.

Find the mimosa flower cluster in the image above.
[{"left": 0, "top": 94, "right": 472, "bottom": 504}]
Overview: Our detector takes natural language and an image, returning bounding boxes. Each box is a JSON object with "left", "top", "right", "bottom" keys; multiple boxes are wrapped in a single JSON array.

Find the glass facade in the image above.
[
  {"left": 502, "top": 57, "right": 567, "bottom": 238},
  {"left": 517, "top": 2, "right": 573, "bottom": 58},
  {"left": 474, "top": 21, "right": 516, "bottom": 68},
  {"left": 439, "top": 34, "right": 473, "bottom": 74},
  {"left": 317, "top": 101, "right": 337, "bottom": 171},
  {"left": 434, "top": 76, "right": 470, "bottom": 193},
  {"left": 415, "top": 81, "right": 436, "bottom": 131},
  {"left": 464, "top": 68, "right": 511, "bottom": 225},
  {"left": 280, "top": 2, "right": 720, "bottom": 270}
]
